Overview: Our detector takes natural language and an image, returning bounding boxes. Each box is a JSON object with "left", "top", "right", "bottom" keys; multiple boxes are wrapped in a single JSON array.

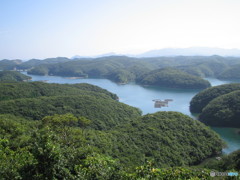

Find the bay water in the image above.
[{"left": 22, "top": 72, "right": 240, "bottom": 154}]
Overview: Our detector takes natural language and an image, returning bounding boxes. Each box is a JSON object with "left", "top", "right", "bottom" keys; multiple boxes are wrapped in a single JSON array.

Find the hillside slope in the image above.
[
  {"left": 0, "top": 71, "right": 31, "bottom": 82},
  {"left": 190, "top": 83, "right": 240, "bottom": 113},
  {"left": 137, "top": 68, "right": 211, "bottom": 89},
  {"left": 199, "top": 90, "right": 240, "bottom": 127}
]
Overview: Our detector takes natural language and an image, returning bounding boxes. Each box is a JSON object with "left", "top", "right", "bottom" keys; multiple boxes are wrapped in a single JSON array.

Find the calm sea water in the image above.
[{"left": 22, "top": 72, "right": 240, "bottom": 154}]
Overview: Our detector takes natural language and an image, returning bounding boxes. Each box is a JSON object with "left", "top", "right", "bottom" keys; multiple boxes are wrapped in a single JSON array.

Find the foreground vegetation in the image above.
[
  {"left": 0, "top": 112, "right": 229, "bottom": 179},
  {"left": 0, "top": 81, "right": 234, "bottom": 179}
]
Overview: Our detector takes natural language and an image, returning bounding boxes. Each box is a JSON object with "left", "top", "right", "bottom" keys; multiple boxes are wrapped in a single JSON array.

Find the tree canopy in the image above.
[
  {"left": 0, "top": 71, "right": 31, "bottom": 82},
  {"left": 137, "top": 68, "right": 211, "bottom": 89},
  {"left": 0, "top": 80, "right": 236, "bottom": 179},
  {"left": 190, "top": 83, "right": 240, "bottom": 113},
  {"left": 199, "top": 90, "right": 240, "bottom": 127}
]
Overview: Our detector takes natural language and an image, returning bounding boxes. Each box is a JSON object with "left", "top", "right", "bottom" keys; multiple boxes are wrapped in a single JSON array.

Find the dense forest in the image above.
[
  {"left": 199, "top": 90, "right": 240, "bottom": 127},
  {"left": 190, "top": 83, "right": 240, "bottom": 128},
  {"left": 201, "top": 149, "right": 240, "bottom": 171},
  {"left": 217, "top": 64, "right": 240, "bottom": 80},
  {"left": 1, "top": 56, "right": 240, "bottom": 178},
  {"left": 190, "top": 83, "right": 240, "bottom": 113},
  {"left": 0, "top": 81, "right": 236, "bottom": 179},
  {"left": 0, "top": 82, "right": 118, "bottom": 101},
  {"left": 2, "top": 55, "right": 240, "bottom": 88},
  {"left": 0, "top": 71, "right": 31, "bottom": 82},
  {"left": 136, "top": 68, "right": 211, "bottom": 89}
]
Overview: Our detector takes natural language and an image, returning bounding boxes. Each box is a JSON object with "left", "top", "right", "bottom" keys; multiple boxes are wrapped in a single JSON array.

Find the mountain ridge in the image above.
[{"left": 137, "top": 47, "right": 240, "bottom": 57}]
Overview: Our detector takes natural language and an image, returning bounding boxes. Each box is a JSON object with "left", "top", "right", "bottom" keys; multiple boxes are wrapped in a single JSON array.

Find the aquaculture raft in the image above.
[{"left": 153, "top": 99, "right": 173, "bottom": 108}]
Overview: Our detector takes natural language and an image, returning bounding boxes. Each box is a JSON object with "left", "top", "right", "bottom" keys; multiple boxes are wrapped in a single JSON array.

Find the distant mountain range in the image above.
[
  {"left": 137, "top": 47, "right": 240, "bottom": 57},
  {"left": 71, "top": 52, "right": 117, "bottom": 59},
  {"left": 72, "top": 47, "right": 240, "bottom": 59}
]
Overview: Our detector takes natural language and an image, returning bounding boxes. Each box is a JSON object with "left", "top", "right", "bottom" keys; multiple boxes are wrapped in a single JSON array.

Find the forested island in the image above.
[
  {"left": 136, "top": 68, "right": 210, "bottom": 89},
  {"left": 2, "top": 55, "right": 240, "bottom": 89},
  {"left": 190, "top": 83, "right": 240, "bottom": 128},
  {"left": 0, "top": 71, "right": 31, "bottom": 82},
  {"left": 0, "top": 81, "right": 237, "bottom": 179}
]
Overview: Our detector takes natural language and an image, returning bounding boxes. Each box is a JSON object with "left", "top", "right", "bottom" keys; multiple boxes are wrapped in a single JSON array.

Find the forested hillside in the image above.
[
  {"left": 199, "top": 90, "right": 240, "bottom": 127},
  {"left": 0, "top": 71, "right": 31, "bottom": 82},
  {"left": 190, "top": 83, "right": 240, "bottom": 128},
  {"left": 217, "top": 64, "right": 240, "bottom": 80},
  {"left": 1, "top": 55, "right": 240, "bottom": 87},
  {"left": 0, "top": 111, "right": 225, "bottom": 179},
  {"left": 0, "top": 82, "right": 118, "bottom": 101},
  {"left": 0, "top": 95, "right": 141, "bottom": 130},
  {"left": 136, "top": 68, "right": 211, "bottom": 89},
  {"left": 190, "top": 83, "right": 240, "bottom": 113},
  {"left": 0, "top": 81, "right": 230, "bottom": 179},
  {"left": 16, "top": 57, "right": 73, "bottom": 70},
  {"left": 0, "top": 59, "right": 22, "bottom": 70},
  {"left": 201, "top": 149, "right": 240, "bottom": 172},
  {"left": 27, "top": 56, "right": 154, "bottom": 83}
]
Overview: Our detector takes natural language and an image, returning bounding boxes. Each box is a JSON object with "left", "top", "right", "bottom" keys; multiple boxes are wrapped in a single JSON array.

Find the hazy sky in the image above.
[{"left": 1, "top": 0, "right": 240, "bottom": 59}]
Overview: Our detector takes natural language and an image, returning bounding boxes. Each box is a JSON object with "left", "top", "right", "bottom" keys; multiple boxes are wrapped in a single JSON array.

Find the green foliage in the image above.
[
  {"left": 17, "top": 57, "right": 71, "bottom": 70},
  {"left": 0, "top": 59, "right": 21, "bottom": 70},
  {"left": 22, "top": 128, "right": 74, "bottom": 179},
  {"left": 0, "top": 95, "right": 141, "bottom": 130},
  {"left": 28, "top": 65, "right": 49, "bottom": 75},
  {"left": 0, "top": 71, "right": 31, "bottom": 82},
  {"left": 0, "top": 112, "right": 226, "bottom": 179},
  {"left": 199, "top": 90, "right": 240, "bottom": 127},
  {"left": 190, "top": 82, "right": 240, "bottom": 128},
  {"left": 82, "top": 112, "right": 224, "bottom": 168},
  {"left": 0, "top": 81, "right": 118, "bottom": 101},
  {"left": 0, "top": 138, "right": 35, "bottom": 179},
  {"left": 70, "top": 83, "right": 118, "bottom": 100},
  {"left": 42, "top": 113, "right": 81, "bottom": 128},
  {"left": 137, "top": 68, "right": 211, "bottom": 89},
  {"left": 190, "top": 83, "right": 240, "bottom": 113},
  {"left": 132, "top": 161, "right": 212, "bottom": 180},
  {"left": 0, "top": 114, "right": 36, "bottom": 148},
  {"left": 201, "top": 149, "right": 240, "bottom": 172},
  {"left": 41, "top": 114, "right": 91, "bottom": 145},
  {"left": 218, "top": 64, "right": 240, "bottom": 79},
  {"left": 25, "top": 55, "right": 240, "bottom": 86},
  {"left": 27, "top": 56, "right": 154, "bottom": 83},
  {"left": 179, "top": 60, "right": 229, "bottom": 78},
  {"left": 217, "top": 150, "right": 240, "bottom": 171},
  {"left": 105, "top": 68, "right": 135, "bottom": 83},
  {"left": 0, "top": 80, "right": 229, "bottom": 179},
  {"left": 75, "top": 153, "right": 124, "bottom": 180},
  {"left": 178, "top": 65, "right": 211, "bottom": 77}
]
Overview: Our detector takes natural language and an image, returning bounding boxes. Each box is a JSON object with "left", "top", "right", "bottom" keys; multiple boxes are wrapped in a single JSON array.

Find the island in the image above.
[
  {"left": 137, "top": 68, "right": 211, "bottom": 89},
  {"left": 190, "top": 83, "right": 240, "bottom": 128}
]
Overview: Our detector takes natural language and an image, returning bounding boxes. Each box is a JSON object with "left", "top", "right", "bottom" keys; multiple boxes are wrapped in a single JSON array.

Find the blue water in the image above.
[{"left": 22, "top": 72, "right": 240, "bottom": 154}]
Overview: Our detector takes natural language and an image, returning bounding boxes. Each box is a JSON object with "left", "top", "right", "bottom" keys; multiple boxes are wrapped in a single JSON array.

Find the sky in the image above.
[{"left": 1, "top": 0, "right": 240, "bottom": 59}]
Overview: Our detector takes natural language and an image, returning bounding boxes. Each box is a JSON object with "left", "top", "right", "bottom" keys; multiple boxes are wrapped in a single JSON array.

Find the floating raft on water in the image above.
[{"left": 153, "top": 99, "right": 173, "bottom": 108}]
